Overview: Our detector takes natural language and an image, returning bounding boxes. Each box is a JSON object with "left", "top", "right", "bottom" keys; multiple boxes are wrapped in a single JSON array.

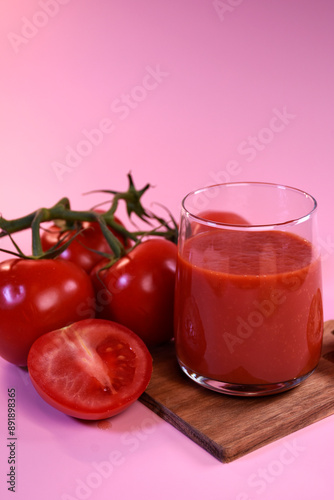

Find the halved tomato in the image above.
[{"left": 27, "top": 319, "right": 152, "bottom": 420}]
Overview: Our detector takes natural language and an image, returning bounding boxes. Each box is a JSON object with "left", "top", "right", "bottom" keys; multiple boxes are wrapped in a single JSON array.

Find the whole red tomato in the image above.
[
  {"left": 41, "top": 213, "right": 128, "bottom": 274},
  {"left": 192, "top": 210, "right": 249, "bottom": 235},
  {"left": 28, "top": 318, "right": 152, "bottom": 420},
  {"left": 0, "top": 258, "right": 96, "bottom": 366},
  {"left": 91, "top": 238, "right": 177, "bottom": 348},
  {"left": 197, "top": 210, "right": 249, "bottom": 225}
]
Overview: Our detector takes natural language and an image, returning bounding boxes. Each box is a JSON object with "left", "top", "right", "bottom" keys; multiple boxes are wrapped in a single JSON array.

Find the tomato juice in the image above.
[{"left": 174, "top": 229, "right": 323, "bottom": 387}]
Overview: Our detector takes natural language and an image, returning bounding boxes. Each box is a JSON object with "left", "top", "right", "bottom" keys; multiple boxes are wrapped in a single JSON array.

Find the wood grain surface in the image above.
[{"left": 140, "top": 320, "right": 334, "bottom": 463}]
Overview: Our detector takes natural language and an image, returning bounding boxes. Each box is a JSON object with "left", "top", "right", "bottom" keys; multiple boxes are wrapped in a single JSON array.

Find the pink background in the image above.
[{"left": 1, "top": 1, "right": 334, "bottom": 498}]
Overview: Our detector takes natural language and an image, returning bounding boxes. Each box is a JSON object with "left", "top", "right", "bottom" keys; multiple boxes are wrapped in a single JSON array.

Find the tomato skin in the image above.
[
  {"left": 91, "top": 238, "right": 177, "bottom": 348},
  {"left": 27, "top": 318, "right": 152, "bottom": 420},
  {"left": 197, "top": 210, "right": 249, "bottom": 225},
  {"left": 192, "top": 210, "right": 249, "bottom": 235},
  {"left": 0, "top": 258, "right": 95, "bottom": 366},
  {"left": 41, "top": 214, "right": 128, "bottom": 274}
]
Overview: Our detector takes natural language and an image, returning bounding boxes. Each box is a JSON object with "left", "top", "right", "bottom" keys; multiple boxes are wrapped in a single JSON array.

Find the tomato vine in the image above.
[{"left": 0, "top": 173, "right": 178, "bottom": 260}]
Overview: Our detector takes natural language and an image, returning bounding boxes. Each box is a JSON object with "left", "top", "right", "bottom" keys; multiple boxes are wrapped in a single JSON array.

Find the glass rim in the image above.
[{"left": 181, "top": 181, "right": 318, "bottom": 229}]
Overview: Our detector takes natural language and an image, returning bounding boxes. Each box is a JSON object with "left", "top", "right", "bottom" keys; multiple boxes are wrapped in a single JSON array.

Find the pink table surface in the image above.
[{"left": 1, "top": 1, "right": 334, "bottom": 498}]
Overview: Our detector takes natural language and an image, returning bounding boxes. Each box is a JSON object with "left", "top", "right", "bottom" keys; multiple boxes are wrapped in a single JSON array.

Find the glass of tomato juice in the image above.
[{"left": 174, "top": 182, "right": 323, "bottom": 396}]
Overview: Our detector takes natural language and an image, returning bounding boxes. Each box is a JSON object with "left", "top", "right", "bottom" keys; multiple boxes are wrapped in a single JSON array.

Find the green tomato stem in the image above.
[
  {"left": 0, "top": 174, "right": 178, "bottom": 260},
  {"left": 31, "top": 208, "right": 48, "bottom": 257}
]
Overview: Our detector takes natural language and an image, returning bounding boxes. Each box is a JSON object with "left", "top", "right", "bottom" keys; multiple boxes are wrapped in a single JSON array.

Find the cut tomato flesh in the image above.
[{"left": 27, "top": 319, "right": 152, "bottom": 420}]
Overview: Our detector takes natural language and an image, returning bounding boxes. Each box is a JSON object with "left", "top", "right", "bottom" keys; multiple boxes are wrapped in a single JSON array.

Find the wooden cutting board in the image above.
[{"left": 139, "top": 320, "right": 334, "bottom": 463}]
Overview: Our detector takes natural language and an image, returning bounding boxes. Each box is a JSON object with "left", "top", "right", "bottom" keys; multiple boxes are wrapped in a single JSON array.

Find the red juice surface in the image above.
[{"left": 174, "top": 229, "right": 323, "bottom": 385}]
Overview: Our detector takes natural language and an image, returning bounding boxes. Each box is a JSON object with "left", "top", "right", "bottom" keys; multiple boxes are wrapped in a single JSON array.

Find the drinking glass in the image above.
[{"left": 174, "top": 182, "right": 323, "bottom": 396}]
